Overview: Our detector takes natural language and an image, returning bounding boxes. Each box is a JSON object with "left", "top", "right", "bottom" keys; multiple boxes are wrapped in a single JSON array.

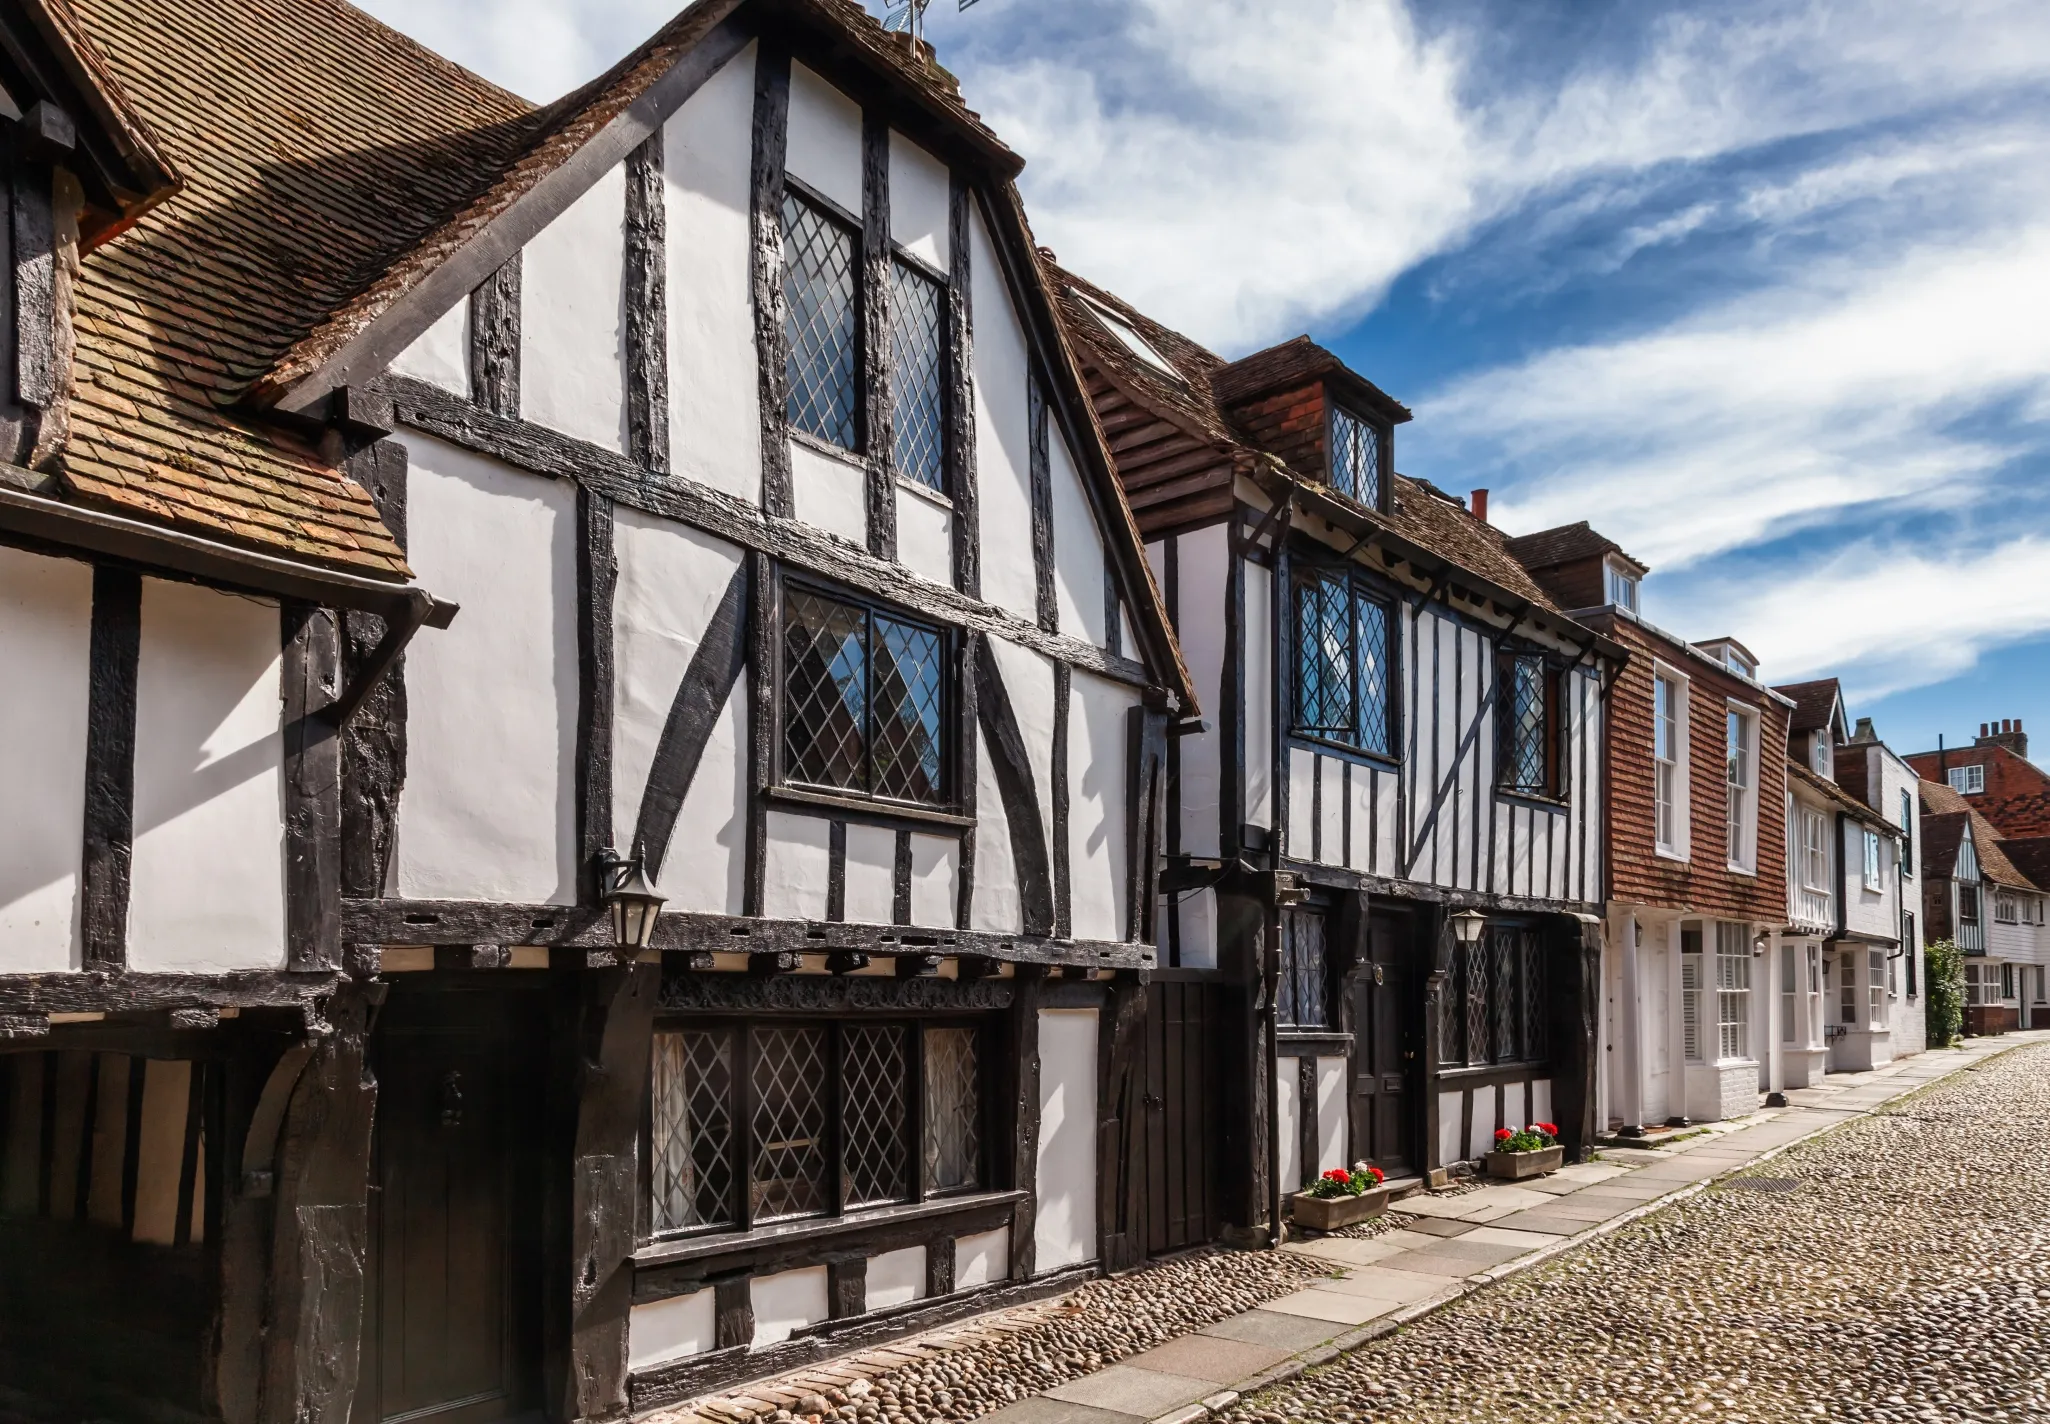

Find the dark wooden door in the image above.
[
  {"left": 1143, "top": 978, "right": 1221, "bottom": 1256},
  {"left": 359, "top": 995, "right": 540, "bottom": 1424},
  {"left": 1349, "top": 909, "right": 1417, "bottom": 1176}
]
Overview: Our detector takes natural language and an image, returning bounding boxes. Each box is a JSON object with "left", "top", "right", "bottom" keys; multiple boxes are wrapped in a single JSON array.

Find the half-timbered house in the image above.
[
  {"left": 1504, "top": 526, "right": 1791, "bottom": 1131},
  {"left": 0, "top": 1, "right": 1195, "bottom": 1420},
  {"left": 1053, "top": 276, "right": 1621, "bottom": 1227}
]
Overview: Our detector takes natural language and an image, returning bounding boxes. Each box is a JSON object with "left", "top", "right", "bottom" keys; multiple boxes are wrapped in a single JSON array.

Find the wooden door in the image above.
[
  {"left": 1142, "top": 978, "right": 1221, "bottom": 1256},
  {"left": 359, "top": 996, "right": 539, "bottom": 1424},
  {"left": 1348, "top": 909, "right": 1417, "bottom": 1176}
]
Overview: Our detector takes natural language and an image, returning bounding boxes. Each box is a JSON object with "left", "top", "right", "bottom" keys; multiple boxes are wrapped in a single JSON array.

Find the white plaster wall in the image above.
[
  {"left": 1176, "top": 525, "right": 1228, "bottom": 858},
  {"left": 1244, "top": 559, "right": 1272, "bottom": 830},
  {"left": 611, "top": 509, "right": 745, "bottom": 892},
  {"left": 1287, "top": 747, "right": 1314, "bottom": 861},
  {"left": 764, "top": 811, "right": 832, "bottom": 921},
  {"left": 969, "top": 722, "right": 1021, "bottom": 934},
  {"left": 521, "top": 162, "right": 627, "bottom": 453},
  {"left": 1275, "top": 1061, "right": 1300, "bottom": 1192},
  {"left": 897, "top": 485, "right": 953, "bottom": 586},
  {"left": 1504, "top": 1081, "right": 1526, "bottom": 1132},
  {"left": 866, "top": 1246, "right": 926, "bottom": 1310},
  {"left": 1437, "top": 1090, "right": 1462, "bottom": 1166},
  {"left": 389, "top": 294, "right": 469, "bottom": 396},
  {"left": 1532, "top": 1079, "right": 1553, "bottom": 1127},
  {"left": 1048, "top": 432, "right": 1107, "bottom": 647},
  {"left": 1347, "top": 766, "right": 1374, "bottom": 875},
  {"left": 1315, "top": 1056, "right": 1346, "bottom": 1175},
  {"left": 1317, "top": 756, "right": 1342, "bottom": 868},
  {"left": 664, "top": 680, "right": 746, "bottom": 915},
  {"left": 908, "top": 833, "right": 958, "bottom": 927},
  {"left": 395, "top": 434, "right": 578, "bottom": 904},
  {"left": 786, "top": 62, "right": 863, "bottom": 214},
  {"left": 1466, "top": 1105, "right": 1496, "bottom": 1161},
  {"left": 0, "top": 546, "right": 91, "bottom": 972},
  {"left": 969, "top": 207, "right": 1037, "bottom": 625},
  {"left": 843, "top": 822, "right": 896, "bottom": 924},
  {"left": 1034, "top": 1008, "right": 1098, "bottom": 1272},
  {"left": 751, "top": 1265, "right": 829, "bottom": 1347},
  {"left": 665, "top": 42, "right": 761, "bottom": 504},
  {"left": 129, "top": 580, "right": 285, "bottom": 972},
  {"left": 791, "top": 441, "right": 868, "bottom": 546},
  {"left": 955, "top": 1227, "right": 1009, "bottom": 1289},
  {"left": 987, "top": 636, "right": 1057, "bottom": 858},
  {"left": 630, "top": 1287, "right": 715, "bottom": 1368},
  {"left": 1069, "top": 671, "right": 1136, "bottom": 942},
  {"left": 888, "top": 130, "right": 949, "bottom": 270}
]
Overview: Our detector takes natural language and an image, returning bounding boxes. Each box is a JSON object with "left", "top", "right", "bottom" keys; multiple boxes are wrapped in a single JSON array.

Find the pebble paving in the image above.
[{"left": 1222, "top": 1041, "right": 2050, "bottom": 1424}]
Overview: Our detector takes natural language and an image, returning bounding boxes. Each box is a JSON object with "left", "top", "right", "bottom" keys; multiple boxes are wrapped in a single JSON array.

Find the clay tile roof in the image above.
[
  {"left": 1772, "top": 678, "right": 1842, "bottom": 734},
  {"left": 1050, "top": 264, "right": 1566, "bottom": 617},
  {"left": 56, "top": 0, "right": 559, "bottom": 577},
  {"left": 1919, "top": 782, "right": 2035, "bottom": 887},
  {"left": 1920, "top": 810, "right": 1966, "bottom": 879},
  {"left": 1501, "top": 521, "right": 1648, "bottom": 577},
  {"left": 1999, "top": 836, "right": 2050, "bottom": 891},
  {"left": 1208, "top": 336, "right": 1411, "bottom": 424}
]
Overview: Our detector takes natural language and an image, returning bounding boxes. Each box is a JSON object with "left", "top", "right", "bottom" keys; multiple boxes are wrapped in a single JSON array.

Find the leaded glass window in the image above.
[
  {"left": 783, "top": 585, "right": 946, "bottom": 806},
  {"left": 1292, "top": 571, "right": 1393, "bottom": 756},
  {"left": 841, "top": 1025, "right": 911, "bottom": 1207},
  {"left": 651, "top": 1029, "right": 737, "bottom": 1232},
  {"left": 890, "top": 259, "right": 946, "bottom": 492},
  {"left": 750, "top": 1025, "right": 831, "bottom": 1221},
  {"left": 923, "top": 1027, "right": 982, "bottom": 1193},
  {"left": 1279, "top": 908, "right": 1331, "bottom": 1028},
  {"left": 783, "top": 192, "right": 860, "bottom": 449},
  {"left": 1498, "top": 654, "right": 1553, "bottom": 796},
  {"left": 1454, "top": 923, "right": 1548, "bottom": 1066},
  {"left": 1329, "top": 404, "right": 1382, "bottom": 508}
]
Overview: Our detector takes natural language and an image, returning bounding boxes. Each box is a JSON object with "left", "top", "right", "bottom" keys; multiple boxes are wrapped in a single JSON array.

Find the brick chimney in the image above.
[
  {"left": 1975, "top": 718, "right": 2028, "bottom": 758},
  {"left": 1470, "top": 489, "right": 1488, "bottom": 523},
  {"left": 1849, "top": 716, "right": 1879, "bottom": 745}
]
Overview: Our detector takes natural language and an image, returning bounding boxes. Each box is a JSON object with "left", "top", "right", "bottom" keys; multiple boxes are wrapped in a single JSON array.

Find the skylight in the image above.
[{"left": 1077, "top": 293, "right": 1181, "bottom": 380}]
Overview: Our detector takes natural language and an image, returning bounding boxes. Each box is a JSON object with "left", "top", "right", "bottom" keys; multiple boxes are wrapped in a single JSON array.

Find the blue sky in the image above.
[{"left": 356, "top": 0, "right": 2050, "bottom": 763}]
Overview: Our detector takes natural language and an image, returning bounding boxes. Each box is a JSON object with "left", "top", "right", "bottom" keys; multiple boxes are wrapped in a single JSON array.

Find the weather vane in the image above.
[{"left": 884, "top": 0, "right": 981, "bottom": 47}]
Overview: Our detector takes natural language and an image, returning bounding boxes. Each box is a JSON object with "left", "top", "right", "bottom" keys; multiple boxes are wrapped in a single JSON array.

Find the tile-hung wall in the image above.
[
  {"left": 380, "top": 37, "right": 1170, "bottom": 1384},
  {"left": 0, "top": 543, "right": 291, "bottom": 975}
]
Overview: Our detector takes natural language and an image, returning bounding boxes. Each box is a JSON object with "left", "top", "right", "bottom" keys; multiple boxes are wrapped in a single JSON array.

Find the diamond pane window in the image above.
[
  {"left": 872, "top": 617, "right": 944, "bottom": 803},
  {"left": 841, "top": 1026, "right": 911, "bottom": 1207},
  {"left": 783, "top": 586, "right": 948, "bottom": 807},
  {"left": 1499, "top": 654, "right": 1551, "bottom": 795},
  {"left": 750, "top": 1026, "right": 831, "bottom": 1222},
  {"left": 1462, "top": 938, "right": 1490, "bottom": 1065},
  {"left": 1522, "top": 934, "right": 1547, "bottom": 1061},
  {"left": 923, "top": 1027, "right": 982, "bottom": 1193},
  {"left": 1280, "top": 909, "right": 1330, "bottom": 1029},
  {"left": 1293, "top": 572, "right": 1394, "bottom": 755},
  {"left": 1330, "top": 404, "right": 1382, "bottom": 508},
  {"left": 783, "top": 193, "right": 860, "bottom": 449},
  {"left": 1294, "top": 575, "right": 1352, "bottom": 735},
  {"left": 1490, "top": 930, "right": 1519, "bottom": 1062},
  {"left": 651, "top": 1029, "right": 736, "bottom": 1233},
  {"left": 891, "top": 260, "right": 946, "bottom": 492}
]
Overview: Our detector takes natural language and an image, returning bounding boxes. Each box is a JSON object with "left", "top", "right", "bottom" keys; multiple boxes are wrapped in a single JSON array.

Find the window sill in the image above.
[
  {"left": 1654, "top": 845, "right": 1690, "bottom": 864},
  {"left": 1288, "top": 735, "right": 1399, "bottom": 771},
  {"left": 789, "top": 428, "right": 867, "bottom": 470},
  {"left": 1277, "top": 1031, "right": 1352, "bottom": 1056},
  {"left": 633, "top": 1188, "right": 1027, "bottom": 1270},
  {"left": 896, "top": 476, "right": 954, "bottom": 512},
  {"left": 1496, "top": 789, "right": 1570, "bottom": 812},
  {"left": 1724, "top": 863, "right": 1757, "bottom": 878},
  {"left": 766, "top": 784, "right": 973, "bottom": 831}
]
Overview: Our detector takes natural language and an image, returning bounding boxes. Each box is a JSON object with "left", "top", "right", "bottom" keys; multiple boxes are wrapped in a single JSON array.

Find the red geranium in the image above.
[
  {"left": 1495, "top": 1127, "right": 1514, "bottom": 1142},
  {"left": 1321, "top": 1168, "right": 1351, "bottom": 1184}
]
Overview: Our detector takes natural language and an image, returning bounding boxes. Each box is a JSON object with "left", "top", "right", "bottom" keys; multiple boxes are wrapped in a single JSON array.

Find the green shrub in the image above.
[{"left": 1924, "top": 938, "right": 1964, "bottom": 1047}]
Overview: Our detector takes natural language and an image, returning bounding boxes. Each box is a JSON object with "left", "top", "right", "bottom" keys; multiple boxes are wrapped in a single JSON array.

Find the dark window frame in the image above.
[
  {"left": 1288, "top": 561, "right": 1400, "bottom": 764},
  {"left": 643, "top": 1014, "right": 994, "bottom": 1243},
  {"left": 776, "top": 572, "right": 955, "bottom": 812},
  {"left": 1442, "top": 920, "right": 1551, "bottom": 1070},
  {"left": 1326, "top": 398, "right": 1389, "bottom": 513},
  {"left": 781, "top": 181, "right": 866, "bottom": 453},
  {"left": 1278, "top": 905, "right": 1338, "bottom": 1030},
  {"left": 1496, "top": 648, "right": 1567, "bottom": 801}
]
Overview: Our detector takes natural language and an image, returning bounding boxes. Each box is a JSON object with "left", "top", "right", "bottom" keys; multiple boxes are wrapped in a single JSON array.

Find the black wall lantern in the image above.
[{"left": 598, "top": 848, "right": 665, "bottom": 957}]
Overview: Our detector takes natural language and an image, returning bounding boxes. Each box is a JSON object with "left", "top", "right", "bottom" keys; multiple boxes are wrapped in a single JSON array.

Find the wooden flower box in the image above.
[
  {"left": 1485, "top": 1144, "right": 1564, "bottom": 1180},
  {"left": 1289, "top": 1185, "right": 1391, "bottom": 1232}
]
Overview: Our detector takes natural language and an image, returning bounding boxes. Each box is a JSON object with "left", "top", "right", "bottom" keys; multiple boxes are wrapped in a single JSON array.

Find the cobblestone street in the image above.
[{"left": 1224, "top": 1041, "right": 2050, "bottom": 1424}]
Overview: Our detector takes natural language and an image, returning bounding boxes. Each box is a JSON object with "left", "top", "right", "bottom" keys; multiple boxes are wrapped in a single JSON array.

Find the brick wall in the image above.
[
  {"left": 1903, "top": 743, "right": 2050, "bottom": 838},
  {"left": 1520, "top": 556, "right": 1606, "bottom": 613},
  {"left": 1596, "top": 613, "right": 1788, "bottom": 923},
  {"left": 1227, "top": 382, "right": 1327, "bottom": 483}
]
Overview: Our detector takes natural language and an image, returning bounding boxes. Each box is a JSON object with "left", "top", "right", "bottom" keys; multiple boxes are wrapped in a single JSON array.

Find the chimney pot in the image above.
[
  {"left": 1471, "top": 489, "right": 1488, "bottom": 523},
  {"left": 1981, "top": 723, "right": 1989, "bottom": 737}
]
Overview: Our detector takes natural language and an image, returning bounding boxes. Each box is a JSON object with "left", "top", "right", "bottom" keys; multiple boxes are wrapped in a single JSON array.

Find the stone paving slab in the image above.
[
  {"left": 1262, "top": 1287, "right": 1404, "bottom": 1324},
  {"left": 1126, "top": 1336, "right": 1292, "bottom": 1385},
  {"left": 1198, "top": 1310, "right": 1347, "bottom": 1350},
  {"left": 1046, "top": 1366, "right": 1211, "bottom": 1417},
  {"left": 979, "top": 1399, "right": 1138, "bottom": 1424},
  {"left": 1310, "top": 1265, "right": 1461, "bottom": 1299}
]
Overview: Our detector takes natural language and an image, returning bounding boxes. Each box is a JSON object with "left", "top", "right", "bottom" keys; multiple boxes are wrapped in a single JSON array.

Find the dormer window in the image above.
[
  {"left": 1813, "top": 734, "right": 1830, "bottom": 777},
  {"left": 1604, "top": 559, "right": 1639, "bottom": 612},
  {"left": 1329, "top": 403, "right": 1384, "bottom": 509},
  {"left": 1724, "top": 648, "right": 1755, "bottom": 679}
]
